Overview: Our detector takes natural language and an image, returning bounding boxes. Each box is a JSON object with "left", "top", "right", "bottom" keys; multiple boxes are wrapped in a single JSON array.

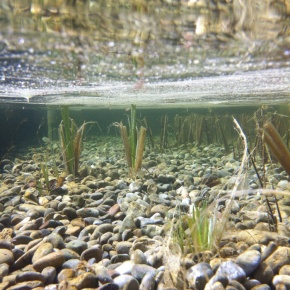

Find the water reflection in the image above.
[{"left": 0, "top": 0, "right": 289, "bottom": 105}]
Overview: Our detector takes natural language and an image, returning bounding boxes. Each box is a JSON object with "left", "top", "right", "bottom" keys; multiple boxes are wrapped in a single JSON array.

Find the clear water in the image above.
[{"left": 0, "top": 0, "right": 290, "bottom": 156}]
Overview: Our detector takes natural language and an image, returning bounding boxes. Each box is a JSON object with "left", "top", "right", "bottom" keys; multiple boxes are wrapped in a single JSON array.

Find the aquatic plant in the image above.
[
  {"left": 58, "top": 106, "right": 87, "bottom": 177},
  {"left": 173, "top": 201, "right": 217, "bottom": 255},
  {"left": 261, "top": 121, "right": 290, "bottom": 177},
  {"left": 116, "top": 104, "right": 147, "bottom": 177},
  {"left": 160, "top": 114, "right": 169, "bottom": 151}
]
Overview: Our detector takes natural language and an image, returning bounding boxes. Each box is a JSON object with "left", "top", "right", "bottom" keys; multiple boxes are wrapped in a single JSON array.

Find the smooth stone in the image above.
[
  {"left": 264, "top": 246, "right": 290, "bottom": 273},
  {"left": 111, "top": 254, "right": 130, "bottom": 263},
  {"left": 62, "top": 258, "right": 80, "bottom": 269},
  {"left": 16, "top": 271, "right": 46, "bottom": 283},
  {"left": 80, "top": 245, "right": 103, "bottom": 262},
  {"left": 33, "top": 251, "right": 65, "bottom": 272},
  {"left": 272, "top": 275, "right": 290, "bottom": 288},
  {"left": 45, "top": 233, "right": 65, "bottom": 249},
  {"left": 131, "top": 264, "right": 157, "bottom": 281},
  {"left": 140, "top": 272, "right": 155, "bottom": 290},
  {"left": 216, "top": 261, "right": 246, "bottom": 282},
  {"left": 77, "top": 208, "right": 99, "bottom": 218},
  {"left": 61, "top": 248, "right": 80, "bottom": 260},
  {"left": 0, "top": 239, "right": 13, "bottom": 250},
  {"left": 0, "top": 263, "right": 9, "bottom": 280},
  {"left": 108, "top": 204, "right": 120, "bottom": 216},
  {"left": 97, "top": 223, "right": 115, "bottom": 233},
  {"left": 186, "top": 262, "right": 213, "bottom": 290},
  {"left": 66, "top": 240, "right": 87, "bottom": 255},
  {"left": 0, "top": 249, "right": 14, "bottom": 265},
  {"left": 5, "top": 280, "right": 44, "bottom": 289},
  {"left": 141, "top": 225, "right": 163, "bottom": 238},
  {"left": 150, "top": 205, "right": 169, "bottom": 218},
  {"left": 243, "top": 279, "right": 261, "bottom": 289},
  {"left": 57, "top": 268, "right": 75, "bottom": 283},
  {"left": 235, "top": 249, "right": 261, "bottom": 276},
  {"left": 94, "top": 264, "right": 114, "bottom": 284},
  {"left": 129, "top": 182, "right": 142, "bottom": 192},
  {"left": 119, "top": 214, "right": 137, "bottom": 233},
  {"left": 279, "top": 265, "right": 290, "bottom": 275},
  {"left": 18, "top": 204, "right": 46, "bottom": 215},
  {"left": 260, "top": 241, "right": 277, "bottom": 262},
  {"left": 69, "top": 272, "right": 99, "bottom": 289},
  {"left": 236, "top": 230, "right": 288, "bottom": 246},
  {"left": 65, "top": 226, "right": 81, "bottom": 236},
  {"left": 11, "top": 235, "right": 33, "bottom": 245},
  {"left": 98, "top": 282, "right": 119, "bottom": 290},
  {"left": 252, "top": 262, "right": 274, "bottom": 285},
  {"left": 115, "top": 260, "right": 135, "bottom": 275},
  {"left": 207, "top": 281, "right": 226, "bottom": 289},
  {"left": 251, "top": 285, "right": 271, "bottom": 290},
  {"left": 114, "top": 274, "right": 139, "bottom": 289},
  {"left": 133, "top": 249, "right": 147, "bottom": 265},
  {"left": 62, "top": 207, "right": 78, "bottom": 220},
  {"left": 228, "top": 280, "right": 246, "bottom": 290},
  {"left": 32, "top": 242, "right": 54, "bottom": 264},
  {"left": 41, "top": 266, "right": 56, "bottom": 284},
  {"left": 116, "top": 241, "right": 132, "bottom": 255}
]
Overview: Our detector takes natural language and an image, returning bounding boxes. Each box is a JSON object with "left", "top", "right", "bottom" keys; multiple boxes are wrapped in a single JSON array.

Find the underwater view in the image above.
[{"left": 1, "top": 0, "right": 290, "bottom": 290}]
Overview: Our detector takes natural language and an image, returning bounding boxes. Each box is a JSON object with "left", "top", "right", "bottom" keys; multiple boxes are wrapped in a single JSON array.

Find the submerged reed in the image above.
[
  {"left": 262, "top": 121, "right": 290, "bottom": 177},
  {"left": 59, "top": 106, "right": 86, "bottom": 177},
  {"left": 118, "top": 104, "right": 147, "bottom": 177}
]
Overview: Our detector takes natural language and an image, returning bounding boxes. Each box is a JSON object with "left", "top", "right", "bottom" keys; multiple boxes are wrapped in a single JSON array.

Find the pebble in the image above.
[
  {"left": 186, "top": 262, "right": 214, "bottom": 290},
  {"left": 2, "top": 139, "right": 290, "bottom": 290},
  {"left": 33, "top": 252, "right": 65, "bottom": 272},
  {"left": 0, "top": 249, "right": 14, "bottom": 265},
  {"left": 235, "top": 249, "right": 261, "bottom": 276}
]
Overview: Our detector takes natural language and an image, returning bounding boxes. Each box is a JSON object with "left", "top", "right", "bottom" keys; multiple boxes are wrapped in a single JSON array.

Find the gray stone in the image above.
[
  {"left": 80, "top": 245, "right": 103, "bottom": 262},
  {"left": 93, "top": 264, "right": 113, "bottom": 284},
  {"left": 243, "top": 279, "right": 261, "bottom": 289},
  {"left": 235, "top": 249, "right": 261, "bottom": 276},
  {"left": 77, "top": 208, "right": 99, "bottom": 218},
  {"left": 16, "top": 271, "right": 46, "bottom": 283},
  {"left": 45, "top": 233, "right": 65, "bottom": 249},
  {"left": 114, "top": 274, "right": 139, "bottom": 289},
  {"left": 119, "top": 214, "right": 137, "bottom": 233},
  {"left": 140, "top": 272, "right": 155, "bottom": 290},
  {"left": 66, "top": 240, "right": 87, "bottom": 255},
  {"left": 0, "top": 263, "right": 9, "bottom": 280},
  {"left": 62, "top": 258, "right": 80, "bottom": 269},
  {"left": 115, "top": 260, "right": 135, "bottom": 275},
  {"left": 116, "top": 241, "right": 133, "bottom": 255},
  {"left": 133, "top": 249, "right": 147, "bottom": 265},
  {"left": 252, "top": 262, "right": 274, "bottom": 285},
  {"left": 0, "top": 249, "right": 14, "bottom": 266},
  {"left": 216, "top": 261, "right": 246, "bottom": 282},
  {"left": 41, "top": 266, "right": 56, "bottom": 285},
  {"left": 132, "top": 264, "right": 157, "bottom": 281},
  {"left": 186, "top": 263, "right": 214, "bottom": 290}
]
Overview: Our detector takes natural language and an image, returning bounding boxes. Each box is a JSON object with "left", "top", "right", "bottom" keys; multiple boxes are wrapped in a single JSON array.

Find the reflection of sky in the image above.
[{"left": 0, "top": 0, "right": 289, "bottom": 106}]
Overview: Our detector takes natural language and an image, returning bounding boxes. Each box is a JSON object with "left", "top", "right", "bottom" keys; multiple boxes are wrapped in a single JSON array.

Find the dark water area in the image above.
[{"left": 1, "top": 103, "right": 289, "bottom": 161}]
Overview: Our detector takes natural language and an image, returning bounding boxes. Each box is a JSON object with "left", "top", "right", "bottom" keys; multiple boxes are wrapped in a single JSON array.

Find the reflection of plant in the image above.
[
  {"left": 173, "top": 202, "right": 218, "bottom": 255},
  {"left": 115, "top": 104, "right": 146, "bottom": 177},
  {"left": 58, "top": 106, "right": 86, "bottom": 177}
]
